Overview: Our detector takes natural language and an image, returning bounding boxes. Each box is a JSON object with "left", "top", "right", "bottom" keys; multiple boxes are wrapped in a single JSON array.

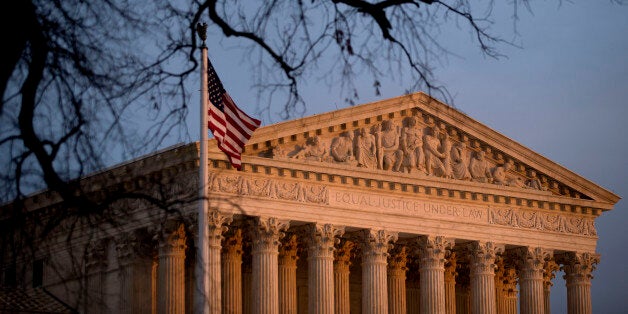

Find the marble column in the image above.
[
  {"left": 407, "top": 281, "right": 421, "bottom": 314},
  {"left": 117, "top": 229, "right": 154, "bottom": 314},
  {"left": 443, "top": 252, "right": 457, "bottom": 314},
  {"left": 250, "top": 216, "right": 290, "bottom": 314},
  {"left": 157, "top": 221, "right": 187, "bottom": 314},
  {"left": 279, "top": 234, "right": 299, "bottom": 314},
  {"left": 515, "top": 247, "right": 551, "bottom": 314},
  {"left": 454, "top": 265, "right": 469, "bottom": 314},
  {"left": 362, "top": 229, "right": 398, "bottom": 314},
  {"left": 85, "top": 240, "right": 108, "bottom": 314},
  {"left": 494, "top": 257, "right": 505, "bottom": 313},
  {"left": 242, "top": 262, "right": 252, "bottom": 314},
  {"left": 417, "top": 236, "right": 452, "bottom": 314},
  {"left": 222, "top": 229, "right": 243, "bottom": 314},
  {"left": 543, "top": 260, "right": 559, "bottom": 314},
  {"left": 206, "top": 211, "right": 232, "bottom": 314},
  {"left": 560, "top": 252, "right": 599, "bottom": 314},
  {"left": 468, "top": 241, "right": 503, "bottom": 314},
  {"left": 388, "top": 246, "right": 408, "bottom": 314},
  {"left": 308, "top": 223, "right": 345, "bottom": 314},
  {"left": 500, "top": 268, "right": 518, "bottom": 314},
  {"left": 334, "top": 240, "right": 354, "bottom": 314}
]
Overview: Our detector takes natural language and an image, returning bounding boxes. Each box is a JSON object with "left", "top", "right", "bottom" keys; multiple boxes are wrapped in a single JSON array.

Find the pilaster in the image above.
[
  {"left": 86, "top": 239, "right": 109, "bottom": 314},
  {"left": 362, "top": 229, "right": 398, "bottom": 314},
  {"left": 117, "top": 229, "right": 154, "bottom": 314}
]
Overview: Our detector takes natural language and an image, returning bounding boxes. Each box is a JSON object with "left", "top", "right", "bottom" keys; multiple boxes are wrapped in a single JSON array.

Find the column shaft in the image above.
[
  {"left": 279, "top": 235, "right": 298, "bottom": 314},
  {"left": 516, "top": 247, "right": 550, "bottom": 314},
  {"left": 468, "top": 242, "right": 502, "bottom": 314},
  {"left": 334, "top": 241, "right": 354, "bottom": 314},
  {"left": 388, "top": 247, "right": 408, "bottom": 314},
  {"left": 561, "top": 252, "right": 599, "bottom": 314},
  {"left": 308, "top": 224, "right": 344, "bottom": 314},
  {"left": 362, "top": 229, "right": 398, "bottom": 314},
  {"left": 418, "top": 236, "right": 452, "bottom": 314},
  {"left": 157, "top": 222, "right": 187, "bottom": 314},
  {"left": 443, "top": 253, "right": 457, "bottom": 314},
  {"left": 250, "top": 217, "right": 289, "bottom": 314},
  {"left": 222, "top": 230, "right": 243, "bottom": 314}
]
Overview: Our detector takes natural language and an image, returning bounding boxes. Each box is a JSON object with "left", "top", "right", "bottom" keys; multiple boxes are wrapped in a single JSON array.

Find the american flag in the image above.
[{"left": 207, "top": 58, "right": 260, "bottom": 170}]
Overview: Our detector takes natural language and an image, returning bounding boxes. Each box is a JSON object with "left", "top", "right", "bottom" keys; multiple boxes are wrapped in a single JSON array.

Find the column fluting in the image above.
[
  {"left": 515, "top": 247, "right": 551, "bottom": 314},
  {"left": 388, "top": 246, "right": 408, "bottom": 314},
  {"left": 468, "top": 241, "right": 503, "bottom": 314},
  {"left": 362, "top": 229, "right": 398, "bottom": 314},
  {"left": 334, "top": 240, "right": 354, "bottom": 314},
  {"left": 560, "top": 252, "right": 599, "bottom": 314},
  {"left": 417, "top": 235, "right": 452, "bottom": 314},
  {"left": 157, "top": 221, "right": 187, "bottom": 314},
  {"left": 250, "top": 216, "right": 290, "bottom": 314},
  {"left": 279, "top": 234, "right": 298, "bottom": 314},
  {"left": 222, "top": 229, "right": 243, "bottom": 314}
]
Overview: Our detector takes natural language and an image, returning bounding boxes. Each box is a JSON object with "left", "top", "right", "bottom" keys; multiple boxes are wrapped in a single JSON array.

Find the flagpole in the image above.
[{"left": 196, "top": 23, "right": 209, "bottom": 314}]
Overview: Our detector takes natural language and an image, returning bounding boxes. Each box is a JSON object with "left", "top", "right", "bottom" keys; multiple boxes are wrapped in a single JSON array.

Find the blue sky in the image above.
[{"left": 195, "top": 2, "right": 627, "bottom": 312}]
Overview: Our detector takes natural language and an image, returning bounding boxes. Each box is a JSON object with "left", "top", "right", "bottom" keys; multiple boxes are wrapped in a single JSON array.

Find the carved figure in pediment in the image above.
[
  {"left": 439, "top": 132, "right": 454, "bottom": 178},
  {"left": 356, "top": 127, "right": 377, "bottom": 168},
  {"left": 399, "top": 116, "right": 425, "bottom": 174},
  {"left": 451, "top": 141, "right": 471, "bottom": 180},
  {"left": 469, "top": 151, "right": 492, "bottom": 183},
  {"left": 526, "top": 170, "right": 547, "bottom": 191},
  {"left": 374, "top": 120, "right": 402, "bottom": 171},
  {"left": 330, "top": 131, "right": 356, "bottom": 164},
  {"left": 272, "top": 145, "right": 287, "bottom": 159},
  {"left": 492, "top": 159, "right": 514, "bottom": 186},
  {"left": 423, "top": 126, "right": 446, "bottom": 176},
  {"left": 291, "top": 136, "right": 329, "bottom": 162}
]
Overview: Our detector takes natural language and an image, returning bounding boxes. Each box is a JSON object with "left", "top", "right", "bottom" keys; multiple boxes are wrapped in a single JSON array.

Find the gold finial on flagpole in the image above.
[{"left": 196, "top": 22, "right": 208, "bottom": 47}]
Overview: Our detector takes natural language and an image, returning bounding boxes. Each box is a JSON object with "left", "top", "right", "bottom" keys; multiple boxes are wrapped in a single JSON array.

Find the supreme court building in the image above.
[{"left": 0, "top": 92, "right": 619, "bottom": 314}]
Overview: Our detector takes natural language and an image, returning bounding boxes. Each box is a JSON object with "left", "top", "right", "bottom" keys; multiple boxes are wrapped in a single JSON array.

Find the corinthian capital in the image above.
[
  {"left": 361, "top": 229, "right": 398, "bottom": 261},
  {"left": 417, "top": 235, "right": 453, "bottom": 266},
  {"left": 249, "top": 216, "right": 290, "bottom": 253},
  {"left": 559, "top": 252, "right": 600, "bottom": 281},
  {"left": 468, "top": 241, "right": 504, "bottom": 275},
  {"left": 308, "top": 223, "right": 345, "bottom": 258}
]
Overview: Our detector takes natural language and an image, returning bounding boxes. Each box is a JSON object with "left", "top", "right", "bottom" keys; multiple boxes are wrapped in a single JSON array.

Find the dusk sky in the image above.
[{"left": 189, "top": 2, "right": 627, "bottom": 312}]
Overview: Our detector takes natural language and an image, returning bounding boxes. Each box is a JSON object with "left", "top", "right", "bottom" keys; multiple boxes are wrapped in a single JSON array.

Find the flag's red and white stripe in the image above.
[{"left": 207, "top": 59, "right": 260, "bottom": 169}]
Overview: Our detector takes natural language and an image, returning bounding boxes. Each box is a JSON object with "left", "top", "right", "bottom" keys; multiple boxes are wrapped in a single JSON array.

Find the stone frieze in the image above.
[{"left": 209, "top": 173, "right": 328, "bottom": 205}]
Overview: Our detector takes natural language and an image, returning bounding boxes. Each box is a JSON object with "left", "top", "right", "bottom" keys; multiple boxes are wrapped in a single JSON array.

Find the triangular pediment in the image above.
[{"left": 233, "top": 92, "right": 618, "bottom": 207}]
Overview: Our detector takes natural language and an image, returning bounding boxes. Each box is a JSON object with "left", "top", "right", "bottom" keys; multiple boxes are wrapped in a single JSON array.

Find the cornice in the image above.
[{"left": 208, "top": 151, "right": 611, "bottom": 216}]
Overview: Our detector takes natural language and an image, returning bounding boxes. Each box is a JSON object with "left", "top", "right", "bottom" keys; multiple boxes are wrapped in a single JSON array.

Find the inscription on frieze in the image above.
[{"left": 329, "top": 189, "right": 486, "bottom": 222}]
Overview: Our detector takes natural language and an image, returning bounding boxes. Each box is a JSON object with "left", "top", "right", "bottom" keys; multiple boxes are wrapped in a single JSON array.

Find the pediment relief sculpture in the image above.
[{"left": 263, "top": 113, "right": 564, "bottom": 197}]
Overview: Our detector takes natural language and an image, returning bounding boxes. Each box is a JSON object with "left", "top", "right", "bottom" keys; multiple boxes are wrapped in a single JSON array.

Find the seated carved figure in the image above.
[
  {"left": 469, "top": 151, "right": 492, "bottom": 183},
  {"left": 400, "top": 116, "right": 425, "bottom": 174},
  {"left": 450, "top": 141, "right": 471, "bottom": 180},
  {"left": 422, "top": 126, "right": 446, "bottom": 176},
  {"left": 291, "top": 136, "right": 329, "bottom": 162},
  {"left": 492, "top": 159, "right": 514, "bottom": 185},
  {"left": 356, "top": 127, "right": 377, "bottom": 168},
  {"left": 374, "top": 120, "right": 402, "bottom": 171},
  {"left": 330, "top": 131, "right": 355, "bottom": 164},
  {"left": 526, "top": 170, "right": 547, "bottom": 190}
]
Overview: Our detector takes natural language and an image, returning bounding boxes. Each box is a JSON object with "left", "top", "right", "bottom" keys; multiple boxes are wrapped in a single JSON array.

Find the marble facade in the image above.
[{"left": 1, "top": 92, "right": 619, "bottom": 314}]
